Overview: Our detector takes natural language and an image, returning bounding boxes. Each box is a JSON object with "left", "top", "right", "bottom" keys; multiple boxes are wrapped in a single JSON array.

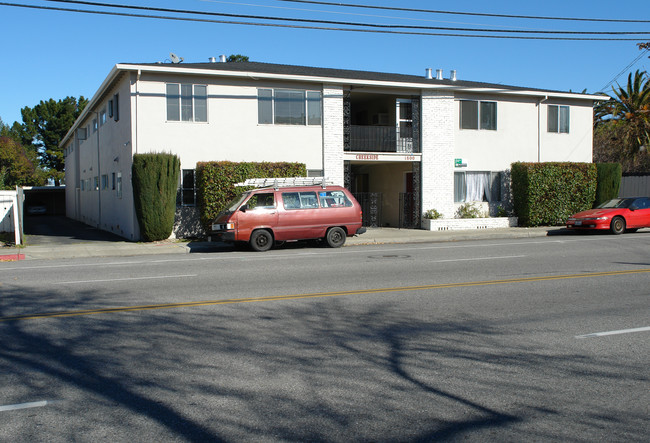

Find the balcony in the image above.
[{"left": 348, "top": 125, "right": 417, "bottom": 153}]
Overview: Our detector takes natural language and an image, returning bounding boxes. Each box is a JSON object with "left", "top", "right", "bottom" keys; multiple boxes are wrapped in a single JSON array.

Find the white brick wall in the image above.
[
  {"left": 421, "top": 91, "right": 455, "bottom": 219},
  {"left": 322, "top": 85, "right": 344, "bottom": 186}
]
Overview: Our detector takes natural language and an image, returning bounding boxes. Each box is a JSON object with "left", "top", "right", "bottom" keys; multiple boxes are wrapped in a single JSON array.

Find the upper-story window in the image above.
[
  {"left": 166, "top": 84, "right": 207, "bottom": 122},
  {"left": 548, "top": 105, "right": 569, "bottom": 133},
  {"left": 460, "top": 100, "right": 497, "bottom": 131},
  {"left": 258, "top": 88, "right": 322, "bottom": 126}
]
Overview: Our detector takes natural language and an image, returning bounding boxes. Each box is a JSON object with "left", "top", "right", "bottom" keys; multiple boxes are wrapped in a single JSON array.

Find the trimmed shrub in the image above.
[
  {"left": 196, "top": 161, "right": 306, "bottom": 231},
  {"left": 455, "top": 202, "right": 484, "bottom": 219},
  {"left": 511, "top": 162, "right": 596, "bottom": 227},
  {"left": 132, "top": 152, "right": 180, "bottom": 241},
  {"left": 594, "top": 163, "right": 622, "bottom": 207},
  {"left": 423, "top": 208, "right": 443, "bottom": 219}
]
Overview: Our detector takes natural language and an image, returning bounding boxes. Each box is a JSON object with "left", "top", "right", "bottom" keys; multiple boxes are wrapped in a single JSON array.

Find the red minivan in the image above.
[{"left": 211, "top": 185, "right": 366, "bottom": 251}]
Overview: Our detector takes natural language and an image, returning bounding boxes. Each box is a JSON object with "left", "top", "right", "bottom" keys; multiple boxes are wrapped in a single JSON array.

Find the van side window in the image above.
[
  {"left": 319, "top": 190, "right": 352, "bottom": 208},
  {"left": 247, "top": 192, "right": 275, "bottom": 209},
  {"left": 282, "top": 191, "right": 319, "bottom": 209}
]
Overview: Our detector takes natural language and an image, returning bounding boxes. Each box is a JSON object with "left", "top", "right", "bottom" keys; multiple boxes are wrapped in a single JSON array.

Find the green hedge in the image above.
[
  {"left": 196, "top": 161, "right": 306, "bottom": 231},
  {"left": 511, "top": 162, "right": 597, "bottom": 227},
  {"left": 594, "top": 163, "right": 622, "bottom": 207},
  {"left": 132, "top": 153, "right": 180, "bottom": 241}
]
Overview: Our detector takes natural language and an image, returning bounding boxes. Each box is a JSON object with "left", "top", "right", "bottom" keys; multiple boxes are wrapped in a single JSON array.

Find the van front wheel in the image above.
[
  {"left": 326, "top": 227, "right": 346, "bottom": 248},
  {"left": 250, "top": 229, "right": 273, "bottom": 251}
]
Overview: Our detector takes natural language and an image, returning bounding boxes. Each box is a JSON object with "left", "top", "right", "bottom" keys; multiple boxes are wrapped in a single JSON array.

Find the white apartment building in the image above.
[{"left": 61, "top": 60, "right": 604, "bottom": 240}]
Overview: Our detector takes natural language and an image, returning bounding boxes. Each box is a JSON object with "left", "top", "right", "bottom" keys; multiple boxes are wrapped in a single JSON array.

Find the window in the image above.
[
  {"left": 282, "top": 191, "right": 319, "bottom": 209},
  {"left": 100, "top": 108, "right": 107, "bottom": 126},
  {"left": 454, "top": 171, "right": 502, "bottom": 202},
  {"left": 319, "top": 190, "right": 352, "bottom": 208},
  {"left": 258, "top": 89, "right": 273, "bottom": 124},
  {"left": 94, "top": 176, "right": 99, "bottom": 191},
  {"left": 113, "top": 94, "right": 119, "bottom": 121},
  {"left": 246, "top": 192, "right": 275, "bottom": 210},
  {"left": 101, "top": 174, "right": 108, "bottom": 190},
  {"left": 92, "top": 119, "right": 98, "bottom": 133},
  {"left": 548, "top": 105, "right": 569, "bottom": 133},
  {"left": 111, "top": 172, "right": 116, "bottom": 190},
  {"left": 460, "top": 100, "right": 497, "bottom": 130},
  {"left": 116, "top": 172, "right": 122, "bottom": 198},
  {"left": 258, "top": 88, "right": 322, "bottom": 125},
  {"left": 307, "top": 91, "right": 322, "bottom": 125},
  {"left": 166, "top": 83, "right": 207, "bottom": 122},
  {"left": 181, "top": 169, "right": 196, "bottom": 206}
]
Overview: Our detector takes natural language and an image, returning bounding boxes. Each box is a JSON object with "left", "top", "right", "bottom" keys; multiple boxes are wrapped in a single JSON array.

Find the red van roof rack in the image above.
[{"left": 235, "top": 177, "right": 333, "bottom": 189}]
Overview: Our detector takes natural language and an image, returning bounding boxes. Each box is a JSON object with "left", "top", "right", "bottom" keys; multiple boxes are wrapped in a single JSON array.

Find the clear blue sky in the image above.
[{"left": 1, "top": 0, "right": 649, "bottom": 126}]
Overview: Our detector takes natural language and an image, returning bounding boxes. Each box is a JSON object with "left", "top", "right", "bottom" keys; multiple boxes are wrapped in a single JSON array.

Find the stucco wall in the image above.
[{"left": 133, "top": 73, "right": 324, "bottom": 172}]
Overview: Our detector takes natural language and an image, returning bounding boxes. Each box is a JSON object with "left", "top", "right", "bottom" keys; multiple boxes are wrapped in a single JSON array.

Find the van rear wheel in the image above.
[
  {"left": 326, "top": 227, "right": 346, "bottom": 248},
  {"left": 250, "top": 229, "right": 273, "bottom": 252}
]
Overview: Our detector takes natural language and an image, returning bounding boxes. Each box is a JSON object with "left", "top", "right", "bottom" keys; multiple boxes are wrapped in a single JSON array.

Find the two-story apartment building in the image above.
[{"left": 61, "top": 60, "right": 605, "bottom": 240}]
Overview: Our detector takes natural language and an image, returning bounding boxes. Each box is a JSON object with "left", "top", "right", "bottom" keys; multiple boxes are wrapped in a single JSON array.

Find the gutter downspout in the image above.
[
  {"left": 132, "top": 69, "right": 141, "bottom": 240},
  {"left": 95, "top": 111, "right": 102, "bottom": 229},
  {"left": 537, "top": 96, "right": 549, "bottom": 162}
]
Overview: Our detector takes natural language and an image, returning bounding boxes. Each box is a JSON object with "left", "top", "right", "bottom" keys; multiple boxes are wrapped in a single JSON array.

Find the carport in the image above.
[{"left": 23, "top": 186, "right": 65, "bottom": 216}]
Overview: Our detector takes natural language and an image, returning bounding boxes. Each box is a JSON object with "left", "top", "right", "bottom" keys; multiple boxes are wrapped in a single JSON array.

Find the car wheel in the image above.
[
  {"left": 250, "top": 229, "right": 273, "bottom": 251},
  {"left": 610, "top": 216, "right": 625, "bottom": 235},
  {"left": 326, "top": 227, "right": 346, "bottom": 248}
]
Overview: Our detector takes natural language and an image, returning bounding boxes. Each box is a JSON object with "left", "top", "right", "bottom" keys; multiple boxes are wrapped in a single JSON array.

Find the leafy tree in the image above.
[
  {"left": 226, "top": 54, "right": 249, "bottom": 62},
  {"left": 593, "top": 69, "right": 650, "bottom": 172},
  {"left": 16, "top": 96, "right": 88, "bottom": 182},
  {"left": 0, "top": 135, "right": 46, "bottom": 189}
]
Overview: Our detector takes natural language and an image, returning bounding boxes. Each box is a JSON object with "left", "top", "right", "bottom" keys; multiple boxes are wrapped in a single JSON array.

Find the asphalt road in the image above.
[{"left": 1, "top": 234, "right": 649, "bottom": 442}]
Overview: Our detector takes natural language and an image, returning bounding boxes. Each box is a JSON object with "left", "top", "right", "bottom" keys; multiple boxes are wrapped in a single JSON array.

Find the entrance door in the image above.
[{"left": 396, "top": 99, "right": 413, "bottom": 153}]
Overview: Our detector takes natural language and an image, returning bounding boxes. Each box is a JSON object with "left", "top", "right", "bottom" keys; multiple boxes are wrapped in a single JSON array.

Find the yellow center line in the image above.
[{"left": 2, "top": 268, "right": 649, "bottom": 322}]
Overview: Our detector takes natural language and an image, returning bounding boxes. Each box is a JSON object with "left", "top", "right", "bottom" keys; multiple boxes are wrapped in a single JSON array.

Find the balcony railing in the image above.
[{"left": 348, "top": 125, "right": 416, "bottom": 153}]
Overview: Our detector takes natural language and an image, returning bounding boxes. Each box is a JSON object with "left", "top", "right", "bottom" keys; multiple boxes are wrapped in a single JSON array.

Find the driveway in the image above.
[{"left": 23, "top": 215, "right": 125, "bottom": 245}]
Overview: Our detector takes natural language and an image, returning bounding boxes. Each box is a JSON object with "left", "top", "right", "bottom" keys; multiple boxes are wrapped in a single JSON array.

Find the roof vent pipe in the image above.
[
  {"left": 219, "top": 54, "right": 227, "bottom": 63},
  {"left": 209, "top": 57, "right": 217, "bottom": 63},
  {"left": 450, "top": 70, "right": 457, "bottom": 81},
  {"left": 425, "top": 68, "right": 433, "bottom": 79},
  {"left": 436, "top": 69, "right": 443, "bottom": 80}
]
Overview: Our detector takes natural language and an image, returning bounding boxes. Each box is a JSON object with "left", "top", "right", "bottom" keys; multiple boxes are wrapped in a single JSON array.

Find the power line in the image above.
[
  {"left": 0, "top": 1, "right": 647, "bottom": 41},
  {"left": 38, "top": 0, "right": 650, "bottom": 35},
  {"left": 600, "top": 49, "right": 650, "bottom": 92},
  {"left": 277, "top": 0, "right": 650, "bottom": 24}
]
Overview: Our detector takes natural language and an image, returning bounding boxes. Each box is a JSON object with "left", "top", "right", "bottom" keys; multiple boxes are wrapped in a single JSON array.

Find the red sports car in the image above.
[{"left": 566, "top": 197, "right": 650, "bottom": 234}]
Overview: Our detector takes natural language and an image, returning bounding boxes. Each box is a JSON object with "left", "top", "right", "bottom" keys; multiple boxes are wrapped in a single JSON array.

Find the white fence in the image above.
[
  {"left": 0, "top": 189, "right": 23, "bottom": 245},
  {"left": 619, "top": 175, "right": 650, "bottom": 197}
]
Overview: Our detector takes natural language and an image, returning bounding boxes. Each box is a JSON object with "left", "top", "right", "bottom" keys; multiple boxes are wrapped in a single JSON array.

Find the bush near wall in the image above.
[
  {"left": 594, "top": 163, "right": 622, "bottom": 207},
  {"left": 132, "top": 153, "right": 180, "bottom": 241},
  {"left": 196, "top": 161, "right": 306, "bottom": 231},
  {"left": 511, "top": 162, "right": 597, "bottom": 227}
]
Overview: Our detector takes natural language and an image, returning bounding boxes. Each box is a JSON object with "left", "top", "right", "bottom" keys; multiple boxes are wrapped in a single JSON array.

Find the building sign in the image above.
[
  {"left": 455, "top": 158, "right": 467, "bottom": 168},
  {"left": 346, "top": 153, "right": 422, "bottom": 162}
]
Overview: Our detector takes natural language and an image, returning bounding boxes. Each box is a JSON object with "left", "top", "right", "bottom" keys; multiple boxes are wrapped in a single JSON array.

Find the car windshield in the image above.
[{"left": 596, "top": 198, "right": 634, "bottom": 209}]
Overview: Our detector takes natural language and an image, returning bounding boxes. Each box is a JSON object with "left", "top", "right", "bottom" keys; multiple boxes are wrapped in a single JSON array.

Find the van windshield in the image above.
[{"left": 225, "top": 192, "right": 250, "bottom": 212}]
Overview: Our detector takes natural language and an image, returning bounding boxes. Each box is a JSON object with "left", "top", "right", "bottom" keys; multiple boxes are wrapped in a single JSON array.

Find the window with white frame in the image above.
[
  {"left": 548, "top": 105, "right": 569, "bottom": 133},
  {"left": 181, "top": 169, "right": 196, "bottom": 206},
  {"left": 258, "top": 88, "right": 322, "bottom": 125},
  {"left": 460, "top": 100, "right": 497, "bottom": 130},
  {"left": 100, "top": 108, "right": 107, "bottom": 126},
  {"left": 166, "top": 83, "right": 207, "bottom": 122},
  {"left": 454, "top": 171, "right": 502, "bottom": 202}
]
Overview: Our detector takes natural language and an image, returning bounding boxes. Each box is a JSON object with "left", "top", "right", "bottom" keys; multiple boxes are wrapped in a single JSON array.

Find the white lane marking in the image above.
[
  {"left": 0, "top": 400, "right": 50, "bottom": 412},
  {"left": 55, "top": 274, "right": 197, "bottom": 284},
  {"left": 575, "top": 326, "right": 650, "bottom": 339}
]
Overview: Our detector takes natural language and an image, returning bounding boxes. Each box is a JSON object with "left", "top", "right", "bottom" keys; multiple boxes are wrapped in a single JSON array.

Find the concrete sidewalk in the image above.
[{"left": 1, "top": 226, "right": 560, "bottom": 261}]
